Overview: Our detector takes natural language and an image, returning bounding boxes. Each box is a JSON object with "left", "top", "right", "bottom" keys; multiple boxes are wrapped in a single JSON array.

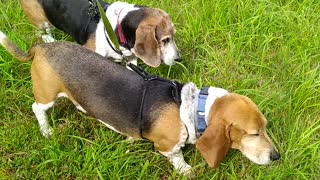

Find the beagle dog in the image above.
[
  {"left": 0, "top": 32, "right": 280, "bottom": 176},
  {"left": 20, "top": 0, "right": 181, "bottom": 67}
]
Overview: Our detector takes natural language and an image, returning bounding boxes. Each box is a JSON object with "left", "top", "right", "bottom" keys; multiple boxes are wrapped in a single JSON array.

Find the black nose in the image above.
[
  {"left": 270, "top": 151, "right": 280, "bottom": 161},
  {"left": 174, "top": 56, "right": 182, "bottom": 62}
]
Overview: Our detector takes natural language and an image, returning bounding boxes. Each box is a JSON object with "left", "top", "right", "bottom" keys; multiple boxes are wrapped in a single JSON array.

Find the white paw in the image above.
[
  {"left": 178, "top": 164, "right": 193, "bottom": 176},
  {"left": 76, "top": 105, "right": 87, "bottom": 113},
  {"left": 41, "top": 35, "right": 55, "bottom": 43},
  {"left": 40, "top": 126, "right": 53, "bottom": 138}
]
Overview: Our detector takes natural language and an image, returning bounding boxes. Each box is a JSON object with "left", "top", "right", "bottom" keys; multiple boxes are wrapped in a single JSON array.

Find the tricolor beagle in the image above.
[
  {"left": 0, "top": 32, "right": 280, "bottom": 176},
  {"left": 20, "top": 0, "right": 181, "bottom": 67}
]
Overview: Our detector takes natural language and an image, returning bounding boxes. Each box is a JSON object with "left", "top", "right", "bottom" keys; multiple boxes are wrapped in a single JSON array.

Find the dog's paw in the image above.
[
  {"left": 41, "top": 35, "right": 55, "bottom": 43},
  {"left": 126, "top": 136, "right": 136, "bottom": 142},
  {"left": 40, "top": 127, "right": 53, "bottom": 138},
  {"left": 178, "top": 164, "right": 194, "bottom": 178}
]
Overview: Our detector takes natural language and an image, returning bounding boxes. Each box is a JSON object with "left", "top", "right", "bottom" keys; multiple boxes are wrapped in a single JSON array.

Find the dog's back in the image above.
[{"left": 21, "top": 0, "right": 108, "bottom": 44}]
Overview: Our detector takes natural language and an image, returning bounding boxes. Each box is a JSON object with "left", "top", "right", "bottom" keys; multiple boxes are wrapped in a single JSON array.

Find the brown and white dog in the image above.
[
  {"left": 20, "top": 0, "right": 181, "bottom": 67},
  {"left": 0, "top": 32, "right": 280, "bottom": 176}
]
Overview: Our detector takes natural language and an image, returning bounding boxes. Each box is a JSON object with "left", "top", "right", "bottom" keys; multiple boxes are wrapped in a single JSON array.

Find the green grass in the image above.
[{"left": 1, "top": 0, "right": 319, "bottom": 179}]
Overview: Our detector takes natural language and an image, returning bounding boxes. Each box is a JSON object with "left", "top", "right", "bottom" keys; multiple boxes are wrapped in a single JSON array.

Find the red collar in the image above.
[{"left": 117, "top": 8, "right": 127, "bottom": 46}]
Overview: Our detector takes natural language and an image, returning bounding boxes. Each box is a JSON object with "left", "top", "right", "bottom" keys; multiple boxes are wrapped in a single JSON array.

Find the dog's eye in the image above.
[
  {"left": 250, "top": 134, "right": 259, "bottom": 136},
  {"left": 161, "top": 37, "right": 170, "bottom": 44}
]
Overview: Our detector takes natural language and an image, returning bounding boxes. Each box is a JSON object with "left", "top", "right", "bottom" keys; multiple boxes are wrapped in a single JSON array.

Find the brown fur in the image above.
[
  {"left": 83, "top": 34, "right": 96, "bottom": 52},
  {"left": 132, "top": 9, "right": 172, "bottom": 67},
  {"left": 20, "top": 0, "right": 50, "bottom": 28},
  {"left": 196, "top": 94, "right": 278, "bottom": 168},
  {"left": 0, "top": 38, "right": 34, "bottom": 62},
  {"left": 31, "top": 54, "right": 77, "bottom": 105},
  {"left": 144, "top": 103, "right": 184, "bottom": 152},
  {"left": 196, "top": 120, "right": 230, "bottom": 168}
]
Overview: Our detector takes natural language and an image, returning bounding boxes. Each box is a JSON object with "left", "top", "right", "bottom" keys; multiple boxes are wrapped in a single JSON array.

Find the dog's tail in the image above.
[{"left": 0, "top": 31, "right": 34, "bottom": 62}]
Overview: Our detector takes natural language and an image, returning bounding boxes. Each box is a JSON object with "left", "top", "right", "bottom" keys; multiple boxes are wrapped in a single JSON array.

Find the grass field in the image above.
[{"left": 0, "top": 0, "right": 319, "bottom": 179}]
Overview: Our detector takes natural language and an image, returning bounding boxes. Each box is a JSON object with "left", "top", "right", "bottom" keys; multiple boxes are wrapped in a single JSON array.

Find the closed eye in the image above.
[{"left": 250, "top": 133, "right": 259, "bottom": 136}]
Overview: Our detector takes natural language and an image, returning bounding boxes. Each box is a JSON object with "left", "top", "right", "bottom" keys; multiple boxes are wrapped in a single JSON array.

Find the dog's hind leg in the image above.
[
  {"left": 30, "top": 53, "right": 64, "bottom": 137},
  {"left": 41, "top": 22, "right": 55, "bottom": 43},
  {"left": 31, "top": 77, "right": 58, "bottom": 138},
  {"left": 20, "top": 0, "right": 55, "bottom": 42},
  {"left": 32, "top": 102, "right": 54, "bottom": 138}
]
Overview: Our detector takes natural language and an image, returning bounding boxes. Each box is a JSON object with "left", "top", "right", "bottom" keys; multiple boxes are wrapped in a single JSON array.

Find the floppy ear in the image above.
[
  {"left": 132, "top": 24, "right": 161, "bottom": 67},
  {"left": 196, "top": 120, "right": 231, "bottom": 169}
]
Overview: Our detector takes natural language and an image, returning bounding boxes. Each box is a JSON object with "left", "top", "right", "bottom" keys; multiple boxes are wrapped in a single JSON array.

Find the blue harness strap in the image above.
[{"left": 197, "top": 87, "right": 209, "bottom": 134}]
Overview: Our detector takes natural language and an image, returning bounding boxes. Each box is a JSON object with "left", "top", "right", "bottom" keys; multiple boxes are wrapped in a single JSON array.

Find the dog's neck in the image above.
[
  {"left": 180, "top": 83, "right": 228, "bottom": 144},
  {"left": 116, "top": 8, "right": 127, "bottom": 46},
  {"left": 96, "top": 2, "right": 138, "bottom": 60}
]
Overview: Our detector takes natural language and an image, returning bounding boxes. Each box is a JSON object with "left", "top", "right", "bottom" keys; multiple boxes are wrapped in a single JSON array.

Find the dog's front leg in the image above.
[{"left": 160, "top": 150, "right": 192, "bottom": 176}]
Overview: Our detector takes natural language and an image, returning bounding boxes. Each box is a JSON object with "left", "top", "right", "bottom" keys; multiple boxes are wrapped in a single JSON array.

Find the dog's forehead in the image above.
[
  {"left": 156, "top": 17, "right": 175, "bottom": 35},
  {"left": 224, "top": 95, "right": 267, "bottom": 131},
  {"left": 144, "top": 9, "right": 175, "bottom": 35}
]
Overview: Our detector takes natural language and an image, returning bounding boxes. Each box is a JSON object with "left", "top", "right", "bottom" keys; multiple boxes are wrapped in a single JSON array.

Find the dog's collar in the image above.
[
  {"left": 180, "top": 83, "right": 228, "bottom": 144},
  {"left": 196, "top": 87, "right": 209, "bottom": 134},
  {"left": 102, "top": 6, "right": 130, "bottom": 63},
  {"left": 128, "top": 63, "right": 181, "bottom": 138},
  {"left": 117, "top": 8, "right": 128, "bottom": 47}
]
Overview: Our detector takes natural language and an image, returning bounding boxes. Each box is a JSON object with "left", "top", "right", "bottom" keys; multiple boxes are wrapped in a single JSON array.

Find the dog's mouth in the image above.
[
  {"left": 241, "top": 147, "right": 280, "bottom": 165},
  {"left": 161, "top": 52, "right": 181, "bottom": 66}
]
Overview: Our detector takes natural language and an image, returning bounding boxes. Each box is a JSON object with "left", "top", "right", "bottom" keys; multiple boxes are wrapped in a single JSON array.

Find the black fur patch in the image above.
[
  {"left": 117, "top": 9, "right": 146, "bottom": 49},
  {"left": 39, "top": 0, "right": 108, "bottom": 44}
]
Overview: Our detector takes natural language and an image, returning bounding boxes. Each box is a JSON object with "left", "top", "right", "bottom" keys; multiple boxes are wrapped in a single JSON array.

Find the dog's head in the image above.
[
  {"left": 132, "top": 8, "right": 180, "bottom": 67},
  {"left": 196, "top": 94, "right": 280, "bottom": 168}
]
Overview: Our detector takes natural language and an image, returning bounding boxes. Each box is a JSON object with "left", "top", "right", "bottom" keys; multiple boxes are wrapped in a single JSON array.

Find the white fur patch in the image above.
[
  {"left": 161, "top": 41, "right": 180, "bottom": 66},
  {"left": 32, "top": 102, "right": 54, "bottom": 138},
  {"left": 205, "top": 87, "right": 228, "bottom": 124},
  {"left": 95, "top": 2, "right": 138, "bottom": 60},
  {"left": 180, "top": 83, "right": 229, "bottom": 143},
  {"left": 57, "top": 93, "right": 87, "bottom": 113},
  {"left": 241, "top": 139, "right": 273, "bottom": 165},
  {"left": 160, "top": 151, "right": 192, "bottom": 175},
  {"left": 0, "top": 31, "right": 6, "bottom": 44},
  {"left": 180, "top": 82, "right": 199, "bottom": 144},
  {"left": 41, "top": 34, "right": 55, "bottom": 43},
  {"left": 97, "top": 119, "right": 122, "bottom": 134}
]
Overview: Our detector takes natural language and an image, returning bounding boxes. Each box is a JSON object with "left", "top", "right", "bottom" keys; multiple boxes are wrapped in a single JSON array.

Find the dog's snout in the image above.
[
  {"left": 270, "top": 150, "right": 280, "bottom": 161},
  {"left": 174, "top": 53, "right": 182, "bottom": 62},
  {"left": 174, "top": 56, "right": 182, "bottom": 62}
]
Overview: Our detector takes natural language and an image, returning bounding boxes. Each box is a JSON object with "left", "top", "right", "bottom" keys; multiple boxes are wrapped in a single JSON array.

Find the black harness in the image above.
[{"left": 127, "top": 63, "right": 181, "bottom": 138}]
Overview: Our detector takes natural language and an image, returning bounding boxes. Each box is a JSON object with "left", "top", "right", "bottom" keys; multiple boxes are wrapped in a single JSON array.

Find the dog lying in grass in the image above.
[{"left": 0, "top": 31, "right": 280, "bottom": 176}]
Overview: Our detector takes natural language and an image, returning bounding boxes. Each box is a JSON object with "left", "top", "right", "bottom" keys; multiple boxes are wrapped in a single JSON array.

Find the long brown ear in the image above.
[
  {"left": 196, "top": 121, "right": 230, "bottom": 169},
  {"left": 132, "top": 24, "right": 161, "bottom": 67}
]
